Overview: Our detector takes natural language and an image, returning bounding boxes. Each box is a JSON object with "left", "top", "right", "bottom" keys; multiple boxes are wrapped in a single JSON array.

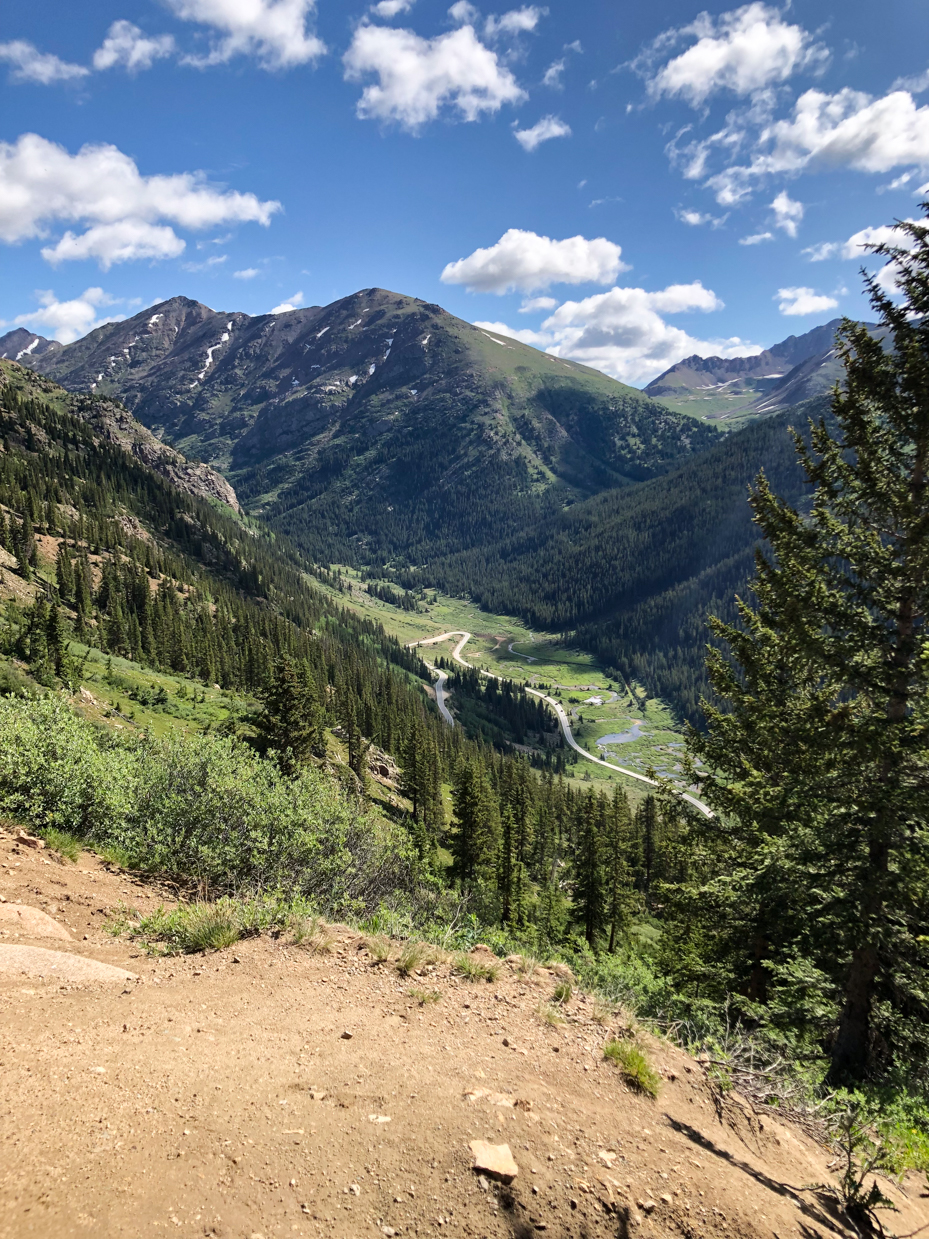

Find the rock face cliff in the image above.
[{"left": 0, "top": 362, "right": 240, "bottom": 513}]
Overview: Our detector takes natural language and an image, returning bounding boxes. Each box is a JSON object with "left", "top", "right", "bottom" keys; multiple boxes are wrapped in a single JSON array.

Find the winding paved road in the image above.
[
  {"left": 433, "top": 668, "right": 454, "bottom": 726},
  {"left": 407, "top": 631, "right": 713, "bottom": 818}
]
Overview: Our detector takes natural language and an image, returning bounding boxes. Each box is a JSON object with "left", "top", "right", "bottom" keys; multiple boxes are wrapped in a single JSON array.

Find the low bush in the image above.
[{"left": 0, "top": 697, "right": 421, "bottom": 919}]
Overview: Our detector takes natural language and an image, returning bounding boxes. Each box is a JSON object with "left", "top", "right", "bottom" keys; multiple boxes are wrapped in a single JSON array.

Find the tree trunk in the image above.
[{"left": 826, "top": 943, "right": 879, "bottom": 1085}]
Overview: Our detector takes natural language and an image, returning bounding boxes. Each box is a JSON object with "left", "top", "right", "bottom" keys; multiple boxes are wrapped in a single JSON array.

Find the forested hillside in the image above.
[
  {"left": 415, "top": 406, "right": 817, "bottom": 725},
  {"left": 0, "top": 359, "right": 688, "bottom": 954}
]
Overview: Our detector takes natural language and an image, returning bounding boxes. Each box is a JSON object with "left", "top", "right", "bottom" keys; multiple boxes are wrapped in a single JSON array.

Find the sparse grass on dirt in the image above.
[
  {"left": 512, "top": 954, "right": 539, "bottom": 977},
  {"left": 127, "top": 895, "right": 323, "bottom": 955},
  {"left": 603, "top": 1037, "right": 662, "bottom": 1098},
  {"left": 453, "top": 953, "right": 500, "bottom": 983},
  {"left": 365, "top": 933, "right": 393, "bottom": 963},
  {"left": 408, "top": 987, "right": 442, "bottom": 1005},
  {"left": 396, "top": 939, "right": 431, "bottom": 976},
  {"left": 536, "top": 1001, "right": 566, "bottom": 1027},
  {"left": 39, "top": 828, "right": 81, "bottom": 862},
  {"left": 290, "top": 915, "right": 334, "bottom": 954},
  {"left": 553, "top": 979, "right": 573, "bottom": 1004}
]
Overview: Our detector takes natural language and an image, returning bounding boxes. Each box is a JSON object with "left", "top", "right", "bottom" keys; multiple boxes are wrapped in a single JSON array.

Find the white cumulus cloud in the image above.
[
  {"left": 513, "top": 115, "right": 571, "bottom": 151},
  {"left": 344, "top": 22, "right": 524, "bottom": 127},
  {"left": 448, "top": 1, "right": 479, "bottom": 23},
  {"left": 10, "top": 288, "right": 123, "bottom": 344},
  {"left": 518, "top": 295, "right": 557, "bottom": 312},
  {"left": 484, "top": 6, "right": 546, "bottom": 37},
  {"left": 803, "top": 219, "right": 921, "bottom": 264},
  {"left": 478, "top": 281, "right": 759, "bottom": 385},
  {"left": 776, "top": 286, "right": 838, "bottom": 315},
  {"left": 166, "top": 0, "right": 326, "bottom": 69},
  {"left": 0, "top": 40, "right": 89, "bottom": 85},
  {"left": 739, "top": 231, "right": 773, "bottom": 245},
  {"left": 643, "top": 3, "right": 828, "bottom": 108},
  {"left": 271, "top": 290, "right": 304, "bottom": 313},
  {"left": 542, "top": 59, "right": 564, "bottom": 88},
  {"left": 234, "top": 266, "right": 261, "bottom": 278},
  {"left": 441, "top": 228, "right": 626, "bottom": 294},
  {"left": 93, "top": 22, "right": 176, "bottom": 72},
  {"left": 370, "top": 0, "right": 415, "bottom": 15},
  {"left": 771, "top": 189, "right": 803, "bottom": 236},
  {"left": 0, "top": 133, "right": 281, "bottom": 268},
  {"left": 42, "top": 221, "right": 187, "bottom": 269}
]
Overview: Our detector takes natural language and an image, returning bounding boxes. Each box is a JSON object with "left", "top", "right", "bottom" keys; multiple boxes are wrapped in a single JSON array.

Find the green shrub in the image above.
[
  {"left": 553, "top": 979, "right": 573, "bottom": 1004},
  {"left": 0, "top": 697, "right": 420, "bottom": 918},
  {"left": 0, "top": 697, "right": 134, "bottom": 836},
  {"left": 603, "top": 1038, "right": 662, "bottom": 1098}
]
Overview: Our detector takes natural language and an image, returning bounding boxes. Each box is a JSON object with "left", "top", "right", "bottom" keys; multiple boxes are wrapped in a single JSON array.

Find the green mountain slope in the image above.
[
  {"left": 422, "top": 401, "right": 823, "bottom": 726},
  {"left": 29, "top": 289, "right": 718, "bottom": 565}
]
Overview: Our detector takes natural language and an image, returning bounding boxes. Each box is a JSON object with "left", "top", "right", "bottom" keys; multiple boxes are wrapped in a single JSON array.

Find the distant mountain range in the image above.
[
  {"left": 20, "top": 288, "right": 717, "bottom": 566},
  {"left": 644, "top": 318, "right": 880, "bottom": 425}
]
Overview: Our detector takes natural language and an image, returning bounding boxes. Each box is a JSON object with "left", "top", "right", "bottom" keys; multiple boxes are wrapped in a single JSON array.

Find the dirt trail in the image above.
[{"left": 1, "top": 828, "right": 924, "bottom": 1239}]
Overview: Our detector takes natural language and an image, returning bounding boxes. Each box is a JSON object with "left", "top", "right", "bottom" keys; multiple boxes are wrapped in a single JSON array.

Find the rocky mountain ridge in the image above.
[
  {"left": 644, "top": 318, "right": 881, "bottom": 424},
  {"left": 0, "top": 327, "right": 62, "bottom": 364},
  {"left": 27, "top": 289, "right": 717, "bottom": 566}
]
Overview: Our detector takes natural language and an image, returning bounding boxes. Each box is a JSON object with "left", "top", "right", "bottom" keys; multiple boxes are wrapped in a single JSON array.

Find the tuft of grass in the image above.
[
  {"left": 396, "top": 939, "right": 430, "bottom": 977},
  {"left": 553, "top": 979, "right": 573, "bottom": 1005},
  {"left": 40, "top": 828, "right": 81, "bottom": 863},
  {"left": 133, "top": 900, "right": 243, "bottom": 954},
  {"left": 512, "top": 954, "right": 539, "bottom": 978},
  {"left": 96, "top": 843, "right": 133, "bottom": 869},
  {"left": 175, "top": 903, "right": 242, "bottom": 952},
  {"left": 537, "top": 1001, "right": 566, "bottom": 1026},
  {"left": 453, "top": 952, "right": 500, "bottom": 983},
  {"left": 365, "top": 933, "right": 392, "bottom": 964},
  {"left": 408, "top": 987, "right": 442, "bottom": 1005},
  {"left": 290, "top": 915, "right": 334, "bottom": 954},
  {"left": 603, "top": 1038, "right": 661, "bottom": 1098},
  {"left": 592, "top": 999, "right": 618, "bottom": 1026}
]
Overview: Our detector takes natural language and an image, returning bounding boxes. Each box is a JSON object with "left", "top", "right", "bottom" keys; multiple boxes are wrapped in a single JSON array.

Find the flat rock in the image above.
[
  {"left": 0, "top": 945, "right": 137, "bottom": 984},
  {"left": 469, "top": 1139, "right": 518, "bottom": 1183},
  {"left": 0, "top": 904, "right": 72, "bottom": 941}
]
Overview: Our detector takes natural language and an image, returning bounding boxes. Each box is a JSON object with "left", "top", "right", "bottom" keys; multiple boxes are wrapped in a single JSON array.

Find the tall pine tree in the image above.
[{"left": 684, "top": 207, "right": 929, "bottom": 1085}]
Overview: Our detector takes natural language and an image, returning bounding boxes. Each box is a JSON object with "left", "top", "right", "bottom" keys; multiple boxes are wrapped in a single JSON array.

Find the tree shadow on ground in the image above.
[{"left": 665, "top": 1114, "right": 850, "bottom": 1237}]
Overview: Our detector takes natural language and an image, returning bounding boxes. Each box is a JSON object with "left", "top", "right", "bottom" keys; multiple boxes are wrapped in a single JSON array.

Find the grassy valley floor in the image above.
[{"left": 316, "top": 572, "right": 696, "bottom": 803}]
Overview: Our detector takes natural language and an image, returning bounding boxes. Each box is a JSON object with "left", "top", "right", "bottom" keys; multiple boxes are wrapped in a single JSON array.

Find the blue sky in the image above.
[{"left": 1, "top": 0, "right": 927, "bottom": 384}]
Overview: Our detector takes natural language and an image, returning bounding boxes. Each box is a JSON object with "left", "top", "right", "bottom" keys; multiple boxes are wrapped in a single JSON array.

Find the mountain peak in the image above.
[
  {"left": 644, "top": 317, "right": 878, "bottom": 427},
  {"left": 0, "top": 328, "right": 62, "bottom": 363}
]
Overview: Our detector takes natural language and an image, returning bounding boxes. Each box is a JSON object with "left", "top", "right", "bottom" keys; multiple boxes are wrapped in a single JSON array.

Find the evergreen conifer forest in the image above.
[{"left": 4, "top": 209, "right": 929, "bottom": 1195}]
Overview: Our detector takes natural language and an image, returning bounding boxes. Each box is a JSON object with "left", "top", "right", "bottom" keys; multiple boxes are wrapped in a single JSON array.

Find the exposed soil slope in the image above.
[{"left": 1, "top": 828, "right": 924, "bottom": 1239}]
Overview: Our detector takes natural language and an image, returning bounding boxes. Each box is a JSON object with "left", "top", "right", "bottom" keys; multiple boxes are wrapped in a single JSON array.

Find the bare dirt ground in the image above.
[{"left": 1, "top": 827, "right": 926, "bottom": 1239}]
